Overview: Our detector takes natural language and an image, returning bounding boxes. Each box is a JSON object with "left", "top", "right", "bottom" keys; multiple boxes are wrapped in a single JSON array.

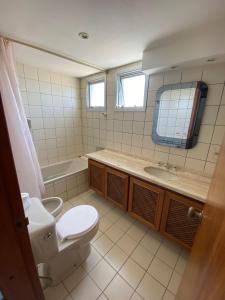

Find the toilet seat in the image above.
[{"left": 56, "top": 205, "right": 99, "bottom": 241}]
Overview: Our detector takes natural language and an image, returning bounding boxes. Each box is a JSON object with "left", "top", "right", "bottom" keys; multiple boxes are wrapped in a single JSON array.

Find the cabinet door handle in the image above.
[{"left": 187, "top": 207, "right": 203, "bottom": 221}]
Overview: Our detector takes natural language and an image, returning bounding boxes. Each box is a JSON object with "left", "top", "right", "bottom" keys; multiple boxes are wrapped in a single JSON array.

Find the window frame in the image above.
[
  {"left": 115, "top": 70, "right": 149, "bottom": 112},
  {"left": 87, "top": 77, "right": 106, "bottom": 111}
]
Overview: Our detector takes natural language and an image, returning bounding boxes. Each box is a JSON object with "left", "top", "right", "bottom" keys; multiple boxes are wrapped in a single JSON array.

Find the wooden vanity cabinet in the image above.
[
  {"left": 88, "top": 158, "right": 204, "bottom": 249},
  {"left": 128, "top": 177, "right": 164, "bottom": 230},
  {"left": 160, "top": 191, "right": 204, "bottom": 249},
  {"left": 88, "top": 160, "right": 105, "bottom": 196},
  {"left": 105, "top": 167, "right": 129, "bottom": 210}
]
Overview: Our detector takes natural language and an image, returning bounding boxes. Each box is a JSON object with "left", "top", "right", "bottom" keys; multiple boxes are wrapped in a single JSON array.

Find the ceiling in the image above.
[
  {"left": 13, "top": 43, "right": 100, "bottom": 77},
  {"left": 1, "top": 0, "right": 225, "bottom": 77}
]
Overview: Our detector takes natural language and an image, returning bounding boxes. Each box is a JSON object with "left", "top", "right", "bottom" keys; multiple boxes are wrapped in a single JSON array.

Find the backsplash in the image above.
[
  {"left": 16, "top": 63, "right": 83, "bottom": 166},
  {"left": 81, "top": 62, "right": 225, "bottom": 177}
]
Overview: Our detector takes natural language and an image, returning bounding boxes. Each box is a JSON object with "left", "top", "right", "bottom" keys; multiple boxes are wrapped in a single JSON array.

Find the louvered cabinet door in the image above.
[
  {"left": 160, "top": 191, "right": 204, "bottom": 249},
  {"left": 88, "top": 160, "right": 105, "bottom": 196},
  {"left": 105, "top": 167, "right": 129, "bottom": 210},
  {"left": 128, "top": 177, "right": 164, "bottom": 230}
]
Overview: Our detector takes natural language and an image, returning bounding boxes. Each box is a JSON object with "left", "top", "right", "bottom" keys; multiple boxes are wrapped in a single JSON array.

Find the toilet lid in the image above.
[{"left": 56, "top": 205, "right": 99, "bottom": 241}]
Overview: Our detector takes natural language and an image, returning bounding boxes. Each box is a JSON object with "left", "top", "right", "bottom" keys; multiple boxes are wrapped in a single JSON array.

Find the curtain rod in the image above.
[{"left": 1, "top": 35, "right": 105, "bottom": 72}]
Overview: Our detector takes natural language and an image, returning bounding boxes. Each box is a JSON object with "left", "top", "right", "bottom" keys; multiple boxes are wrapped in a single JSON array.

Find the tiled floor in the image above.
[{"left": 44, "top": 190, "right": 189, "bottom": 300}]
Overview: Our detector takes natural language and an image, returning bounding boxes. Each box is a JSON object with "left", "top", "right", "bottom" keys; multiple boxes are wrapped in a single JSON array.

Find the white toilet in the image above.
[
  {"left": 41, "top": 197, "right": 63, "bottom": 218},
  {"left": 24, "top": 196, "right": 99, "bottom": 285}
]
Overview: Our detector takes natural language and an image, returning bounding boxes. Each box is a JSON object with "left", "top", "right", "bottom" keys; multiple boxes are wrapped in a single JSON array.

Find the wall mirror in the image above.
[{"left": 152, "top": 81, "right": 208, "bottom": 149}]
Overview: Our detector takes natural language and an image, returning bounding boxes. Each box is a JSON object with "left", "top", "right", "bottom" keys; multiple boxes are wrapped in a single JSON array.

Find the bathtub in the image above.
[{"left": 42, "top": 157, "right": 89, "bottom": 201}]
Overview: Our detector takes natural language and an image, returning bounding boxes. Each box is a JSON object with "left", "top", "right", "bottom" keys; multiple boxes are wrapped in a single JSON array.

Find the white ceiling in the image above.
[
  {"left": 13, "top": 43, "right": 100, "bottom": 77},
  {"left": 1, "top": 0, "right": 225, "bottom": 77}
]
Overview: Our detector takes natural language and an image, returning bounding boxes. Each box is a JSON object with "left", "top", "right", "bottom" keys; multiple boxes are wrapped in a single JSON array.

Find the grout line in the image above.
[{"left": 48, "top": 190, "right": 189, "bottom": 300}]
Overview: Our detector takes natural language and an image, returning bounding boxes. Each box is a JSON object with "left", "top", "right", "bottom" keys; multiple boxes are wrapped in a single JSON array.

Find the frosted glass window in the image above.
[
  {"left": 117, "top": 71, "right": 147, "bottom": 110},
  {"left": 88, "top": 80, "right": 105, "bottom": 109}
]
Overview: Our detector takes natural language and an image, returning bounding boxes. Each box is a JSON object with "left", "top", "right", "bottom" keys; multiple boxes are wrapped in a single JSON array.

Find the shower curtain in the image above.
[{"left": 0, "top": 37, "right": 45, "bottom": 198}]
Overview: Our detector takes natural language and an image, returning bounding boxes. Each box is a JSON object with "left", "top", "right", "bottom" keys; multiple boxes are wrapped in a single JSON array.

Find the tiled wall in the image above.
[
  {"left": 16, "top": 63, "right": 83, "bottom": 166},
  {"left": 81, "top": 62, "right": 225, "bottom": 177},
  {"left": 44, "top": 170, "right": 88, "bottom": 202}
]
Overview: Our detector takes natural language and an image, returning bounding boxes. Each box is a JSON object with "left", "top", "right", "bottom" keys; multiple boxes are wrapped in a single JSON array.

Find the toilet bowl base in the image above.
[{"left": 48, "top": 242, "right": 91, "bottom": 285}]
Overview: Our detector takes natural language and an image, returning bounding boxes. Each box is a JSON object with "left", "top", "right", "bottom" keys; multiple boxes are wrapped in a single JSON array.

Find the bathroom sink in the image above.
[{"left": 144, "top": 166, "right": 178, "bottom": 181}]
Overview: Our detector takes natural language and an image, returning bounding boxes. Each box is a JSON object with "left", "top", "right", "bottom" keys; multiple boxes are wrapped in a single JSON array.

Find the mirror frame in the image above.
[{"left": 152, "top": 81, "right": 208, "bottom": 149}]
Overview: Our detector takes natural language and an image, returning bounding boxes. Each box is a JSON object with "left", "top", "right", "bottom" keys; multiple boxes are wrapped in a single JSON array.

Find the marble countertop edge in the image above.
[{"left": 87, "top": 149, "right": 211, "bottom": 203}]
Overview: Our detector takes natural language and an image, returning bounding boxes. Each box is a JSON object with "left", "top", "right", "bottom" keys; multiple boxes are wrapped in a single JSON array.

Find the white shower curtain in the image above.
[{"left": 0, "top": 37, "right": 45, "bottom": 198}]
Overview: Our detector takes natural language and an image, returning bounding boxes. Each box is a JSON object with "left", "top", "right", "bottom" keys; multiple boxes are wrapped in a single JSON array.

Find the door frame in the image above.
[{"left": 0, "top": 93, "right": 44, "bottom": 299}]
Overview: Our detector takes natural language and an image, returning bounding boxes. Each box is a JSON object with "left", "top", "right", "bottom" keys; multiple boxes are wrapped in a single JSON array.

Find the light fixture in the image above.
[
  {"left": 207, "top": 58, "right": 216, "bottom": 62},
  {"left": 78, "top": 32, "right": 89, "bottom": 39}
]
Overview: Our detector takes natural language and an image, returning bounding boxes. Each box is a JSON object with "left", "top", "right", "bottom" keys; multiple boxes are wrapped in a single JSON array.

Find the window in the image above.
[
  {"left": 116, "top": 70, "right": 148, "bottom": 110},
  {"left": 87, "top": 79, "right": 105, "bottom": 110}
]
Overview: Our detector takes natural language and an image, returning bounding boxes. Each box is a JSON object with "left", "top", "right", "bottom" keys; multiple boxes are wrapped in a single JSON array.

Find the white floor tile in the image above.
[
  {"left": 131, "top": 245, "right": 154, "bottom": 270},
  {"left": 70, "top": 276, "right": 101, "bottom": 300},
  {"left": 137, "top": 273, "right": 166, "bottom": 300},
  {"left": 91, "top": 230, "right": 103, "bottom": 244},
  {"left": 163, "top": 290, "right": 176, "bottom": 300},
  {"left": 44, "top": 283, "right": 68, "bottom": 300},
  {"left": 89, "top": 259, "right": 116, "bottom": 290},
  {"left": 119, "top": 258, "right": 145, "bottom": 289},
  {"left": 104, "top": 274, "right": 134, "bottom": 300},
  {"left": 82, "top": 247, "right": 102, "bottom": 272},
  {"left": 116, "top": 215, "right": 134, "bottom": 232},
  {"left": 98, "top": 293, "right": 109, "bottom": 300},
  {"left": 175, "top": 251, "right": 189, "bottom": 275},
  {"left": 105, "top": 225, "right": 124, "bottom": 243},
  {"left": 117, "top": 234, "right": 138, "bottom": 255},
  {"left": 127, "top": 222, "right": 147, "bottom": 242},
  {"left": 64, "top": 191, "right": 185, "bottom": 300},
  {"left": 69, "top": 197, "right": 85, "bottom": 207},
  {"left": 105, "top": 245, "right": 128, "bottom": 271},
  {"left": 140, "top": 230, "right": 163, "bottom": 255},
  {"left": 130, "top": 292, "right": 144, "bottom": 300},
  {"left": 93, "top": 234, "right": 114, "bottom": 256},
  {"left": 156, "top": 240, "right": 181, "bottom": 268},
  {"left": 63, "top": 266, "right": 86, "bottom": 292},
  {"left": 148, "top": 257, "right": 173, "bottom": 287},
  {"left": 99, "top": 216, "right": 113, "bottom": 232},
  {"left": 105, "top": 208, "right": 123, "bottom": 223},
  {"left": 167, "top": 271, "right": 182, "bottom": 295}
]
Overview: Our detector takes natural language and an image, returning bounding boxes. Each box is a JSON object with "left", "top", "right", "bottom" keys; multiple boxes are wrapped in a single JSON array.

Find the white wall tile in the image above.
[
  {"left": 216, "top": 105, "right": 225, "bottom": 125},
  {"left": 202, "top": 63, "right": 225, "bottom": 84},
  {"left": 80, "top": 62, "right": 225, "bottom": 176},
  {"left": 17, "top": 61, "right": 225, "bottom": 174},
  {"left": 17, "top": 63, "right": 83, "bottom": 165},
  {"left": 206, "top": 84, "right": 223, "bottom": 105}
]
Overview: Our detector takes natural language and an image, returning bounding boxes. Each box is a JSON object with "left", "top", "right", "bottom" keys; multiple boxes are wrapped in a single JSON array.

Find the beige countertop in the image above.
[{"left": 87, "top": 149, "right": 211, "bottom": 203}]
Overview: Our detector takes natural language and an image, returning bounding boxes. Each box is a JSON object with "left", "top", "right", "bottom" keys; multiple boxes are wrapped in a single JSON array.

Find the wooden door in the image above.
[
  {"left": 105, "top": 167, "right": 129, "bottom": 210},
  {"left": 160, "top": 191, "right": 204, "bottom": 249},
  {"left": 176, "top": 136, "right": 225, "bottom": 300},
  {"left": 128, "top": 177, "right": 164, "bottom": 230},
  {"left": 0, "top": 94, "right": 44, "bottom": 299},
  {"left": 88, "top": 159, "right": 105, "bottom": 196}
]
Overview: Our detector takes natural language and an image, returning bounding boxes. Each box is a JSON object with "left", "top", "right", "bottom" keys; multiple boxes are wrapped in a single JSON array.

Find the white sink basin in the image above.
[{"left": 144, "top": 166, "right": 178, "bottom": 181}]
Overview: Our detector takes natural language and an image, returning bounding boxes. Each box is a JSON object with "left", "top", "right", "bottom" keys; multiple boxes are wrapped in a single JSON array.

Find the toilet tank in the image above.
[{"left": 25, "top": 197, "right": 58, "bottom": 264}]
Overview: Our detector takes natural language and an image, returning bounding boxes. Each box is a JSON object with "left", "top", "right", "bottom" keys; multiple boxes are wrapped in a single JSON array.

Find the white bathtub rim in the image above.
[
  {"left": 41, "top": 156, "right": 87, "bottom": 170},
  {"left": 42, "top": 157, "right": 88, "bottom": 185},
  {"left": 43, "top": 169, "right": 87, "bottom": 185}
]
